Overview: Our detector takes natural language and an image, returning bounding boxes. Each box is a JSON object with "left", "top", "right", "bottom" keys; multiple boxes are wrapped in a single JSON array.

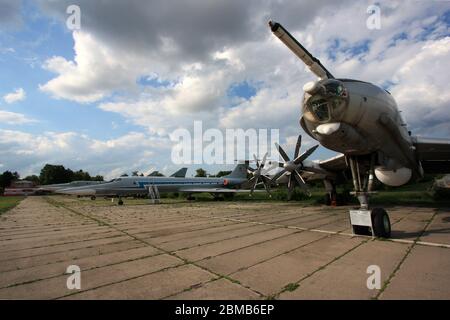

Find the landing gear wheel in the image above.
[
  {"left": 371, "top": 208, "right": 391, "bottom": 238},
  {"left": 118, "top": 199, "right": 124, "bottom": 206},
  {"left": 90, "top": 196, "right": 96, "bottom": 201}
]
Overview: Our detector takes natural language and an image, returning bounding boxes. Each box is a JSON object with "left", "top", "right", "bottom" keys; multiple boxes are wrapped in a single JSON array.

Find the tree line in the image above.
[{"left": 0, "top": 164, "right": 104, "bottom": 189}]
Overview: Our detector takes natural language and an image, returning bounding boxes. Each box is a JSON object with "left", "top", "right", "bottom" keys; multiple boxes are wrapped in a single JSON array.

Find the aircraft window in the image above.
[
  {"left": 324, "top": 80, "right": 346, "bottom": 97},
  {"left": 308, "top": 97, "right": 330, "bottom": 121}
]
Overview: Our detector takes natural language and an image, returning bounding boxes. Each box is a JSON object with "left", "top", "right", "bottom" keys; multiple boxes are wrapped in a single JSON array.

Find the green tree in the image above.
[
  {"left": 39, "top": 164, "right": 72, "bottom": 185},
  {"left": 216, "top": 170, "right": 231, "bottom": 177},
  {"left": 91, "top": 175, "right": 104, "bottom": 181},
  {"left": 132, "top": 171, "right": 139, "bottom": 176},
  {"left": 24, "top": 175, "right": 40, "bottom": 185},
  {"left": 195, "top": 168, "right": 207, "bottom": 177},
  {"left": 0, "top": 171, "right": 19, "bottom": 189},
  {"left": 72, "top": 169, "right": 91, "bottom": 181}
]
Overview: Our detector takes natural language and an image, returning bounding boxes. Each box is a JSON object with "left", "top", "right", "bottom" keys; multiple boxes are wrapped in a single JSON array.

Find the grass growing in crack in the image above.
[
  {"left": 222, "top": 275, "right": 241, "bottom": 285},
  {"left": 284, "top": 283, "right": 299, "bottom": 292}
]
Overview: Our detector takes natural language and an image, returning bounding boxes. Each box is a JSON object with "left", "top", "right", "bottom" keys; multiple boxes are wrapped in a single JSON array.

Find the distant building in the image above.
[{"left": 3, "top": 180, "right": 39, "bottom": 196}]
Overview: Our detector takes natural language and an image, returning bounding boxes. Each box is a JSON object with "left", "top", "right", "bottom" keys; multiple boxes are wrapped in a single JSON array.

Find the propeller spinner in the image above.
[{"left": 271, "top": 135, "right": 319, "bottom": 200}]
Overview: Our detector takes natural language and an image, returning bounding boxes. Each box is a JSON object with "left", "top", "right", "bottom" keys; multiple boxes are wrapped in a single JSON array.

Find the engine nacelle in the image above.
[{"left": 374, "top": 167, "right": 412, "bottom": 187}]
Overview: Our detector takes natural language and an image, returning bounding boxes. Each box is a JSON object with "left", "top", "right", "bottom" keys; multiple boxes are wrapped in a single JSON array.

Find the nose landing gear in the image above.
[{"left": 348, "top": 154, "right": 391, "bottom": 238}]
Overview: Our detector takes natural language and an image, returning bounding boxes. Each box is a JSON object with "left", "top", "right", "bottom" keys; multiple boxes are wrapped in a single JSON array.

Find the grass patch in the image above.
[
  {"left": 0, "top": 196, "right": 24, "bottom": 215},
  {"left": 222, "top": 275, "right": 241, "bottom": 285},
  {"left": 284, "top": 283, "right": 299, "bottom": 292}
]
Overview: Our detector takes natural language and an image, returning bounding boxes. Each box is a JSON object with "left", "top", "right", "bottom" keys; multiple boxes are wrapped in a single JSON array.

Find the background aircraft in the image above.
[
  {"left": 57, "top": 164, "right": 252, "bottom": 205},
  {"left": 38, "top": 168, "right": 188, "bottom": 194},
  {"left": 269, "top": 21, "right": 450, "bottom": 237},
  {"left": 37, "top": 180, "right": 104, "bottom": 193}
]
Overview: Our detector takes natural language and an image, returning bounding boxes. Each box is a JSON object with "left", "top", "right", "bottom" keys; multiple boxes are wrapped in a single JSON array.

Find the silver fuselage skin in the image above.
[
  {"left": 57, "top": 176, "right": 247, "bottom": 197},
  {"left": 38, "top": 181, "right": 104, "bottom": 192}
]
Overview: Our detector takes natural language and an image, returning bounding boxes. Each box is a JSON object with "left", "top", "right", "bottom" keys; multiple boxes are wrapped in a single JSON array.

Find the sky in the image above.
[{"left": 0, "top": 0, "right": 449, "bottom": 179}]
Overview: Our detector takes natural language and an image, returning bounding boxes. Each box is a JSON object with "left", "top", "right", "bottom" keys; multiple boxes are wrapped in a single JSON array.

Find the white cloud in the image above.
[
  {"left": 3, "top": 88, "right": 26, "bottom": 104},
  {"left": 389, "top": 37, "right": 450, "bottom": 135},
  {"left": 39, "top": 32, "right": 139, "bottom": 103},
  {"left": 0, "top": 129, "right": 175, "bottom": 179},
  {"left": 0, "top": 110, "right": 35, "bottom": 124}
]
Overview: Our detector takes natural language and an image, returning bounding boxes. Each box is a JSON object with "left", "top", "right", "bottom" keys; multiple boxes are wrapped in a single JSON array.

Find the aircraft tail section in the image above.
[
  {"left": 170, "top": 168, "right": 188, "bottom": 178},
  {"left": 225, "top": 164, "right": 248, "bottom": 179}
]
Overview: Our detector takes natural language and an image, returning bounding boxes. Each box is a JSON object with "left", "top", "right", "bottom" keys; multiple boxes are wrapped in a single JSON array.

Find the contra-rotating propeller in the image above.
[
  {"left": 271, "top": 135, "right": 319, "bottom": 200},
  {"left": 247, "top": 152, "right": 273, "bottom": 197}
]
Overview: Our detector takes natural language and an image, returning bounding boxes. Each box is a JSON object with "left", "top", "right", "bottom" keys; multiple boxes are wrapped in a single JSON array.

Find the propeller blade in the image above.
[
  {"left": 294, "top": 170, "right": 312, "bottom": 197},
  {"left": 250, "top": 175, "right": 259, "bottom": 195},
  {"left": 261, "top": 152, "right": 268, "bottom": 168},
  {"left": 275, "top": 142, "right": 290, "bottom": 162},
  {"left": 293, "top": 170, "right": 307, "bottom": 187},
  {"left": 261, "top": 176, "right": 272, "bottom": 197},
  {"left": 293, "top": 144, "right": 319, "bottom": 165},
  {"left": 270, "top": 169, "right": 287, "bottom": 183},
  {"left": 294, "top": 135, "right": 302, "bottom": 159},
  {"left": 287, "top": 175, "right": 295, "bottom": 201},
  {"left": 253, "top": 154, "right": 259, "bottom": 168}
]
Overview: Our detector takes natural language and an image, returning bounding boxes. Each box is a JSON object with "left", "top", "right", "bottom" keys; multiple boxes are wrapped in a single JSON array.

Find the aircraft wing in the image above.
[
  {"left": 178, "top": 188, "right": 265, "bottom": 193},
  {"left": 413, "top": 137, "right": 450, "bottom": 173},
  {"left": 318, "top": 154, "right": 347, "bottom": 172}
]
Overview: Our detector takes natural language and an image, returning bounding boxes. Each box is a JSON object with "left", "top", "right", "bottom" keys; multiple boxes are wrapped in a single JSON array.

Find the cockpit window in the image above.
[
  {"left": 325, "top": 83, "right": 343, "bottom": 96},
  {"left": 323, "top": 80, "right": 346, "bottom": 97},
  {"left": 308, "top": 97, "right": 330, "bottom": 122}
]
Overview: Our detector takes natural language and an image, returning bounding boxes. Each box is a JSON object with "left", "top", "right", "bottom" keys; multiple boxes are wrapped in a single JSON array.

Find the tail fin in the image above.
[
  {"left": 170, "top": 168, "right": 188, "bottom": 178},
  {"left": 225, "top": 164, "right": 248, "bottom": 179}
]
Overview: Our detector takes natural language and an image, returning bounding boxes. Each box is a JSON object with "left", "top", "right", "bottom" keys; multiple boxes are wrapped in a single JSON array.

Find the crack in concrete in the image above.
[
  {"left": 46, "top": 197, "right": 266, "bottom": 299},
  {"left": 374, "top": 208, "right": 439, "bottom": 299}
]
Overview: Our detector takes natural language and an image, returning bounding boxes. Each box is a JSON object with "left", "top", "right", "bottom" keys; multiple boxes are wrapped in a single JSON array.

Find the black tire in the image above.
[
  {"left": 118, "top": 199, "right": 124, "bottom": 206},
  {"left": 90, "top": 196, "right": 96, "bottom": 201},
  {"left": 371, "top": 208, "right": 391, "bottom": 238}
]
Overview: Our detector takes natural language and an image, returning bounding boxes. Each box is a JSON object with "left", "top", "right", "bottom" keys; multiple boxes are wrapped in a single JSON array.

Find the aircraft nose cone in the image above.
[{"left": 315, "top": 122, "right": 341, "bottom": 135}]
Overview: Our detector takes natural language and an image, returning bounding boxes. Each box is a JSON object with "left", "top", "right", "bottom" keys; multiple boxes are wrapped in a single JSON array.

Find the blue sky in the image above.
[{"left": 0, "top": 1, "right": 449, "bottom": 178}]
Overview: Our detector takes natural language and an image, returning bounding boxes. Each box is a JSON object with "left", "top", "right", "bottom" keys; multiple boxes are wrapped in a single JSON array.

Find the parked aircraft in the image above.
[
  {"left": 37, "top": 181, "right": 104, "bottom": 193},
  {"left": 269, "top": 21, "right": 450, "bottom": 237},
  {"left": 56, "top": 164, "right": 252, "bottom": 205},
  {"left": 37, "top": 168, "right": 188, "bottom": 194}
]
